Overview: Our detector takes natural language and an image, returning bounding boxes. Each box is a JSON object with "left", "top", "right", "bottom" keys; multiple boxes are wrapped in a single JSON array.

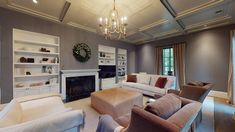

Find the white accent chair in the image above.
[
  {"left": 0, "top": 93, "right": 84, "bottom": 132},
  {"left": 121, "top": 73, "right": 176, "bottom": 96}
]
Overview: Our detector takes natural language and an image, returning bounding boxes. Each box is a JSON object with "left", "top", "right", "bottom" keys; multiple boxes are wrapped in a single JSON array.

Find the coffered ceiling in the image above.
[{"left": 0, "top": 0, "right": 235, "bottom": 44}]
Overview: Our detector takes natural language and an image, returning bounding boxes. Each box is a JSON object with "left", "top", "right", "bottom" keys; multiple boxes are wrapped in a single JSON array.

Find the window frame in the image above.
[{"left": 162, "top": 47, "right": 174, "bottom": 76}]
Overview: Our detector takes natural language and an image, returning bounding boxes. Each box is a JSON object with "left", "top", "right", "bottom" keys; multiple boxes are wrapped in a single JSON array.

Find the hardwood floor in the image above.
[{"left": 214, "top": 98, "right": 235, "bottom": 132}]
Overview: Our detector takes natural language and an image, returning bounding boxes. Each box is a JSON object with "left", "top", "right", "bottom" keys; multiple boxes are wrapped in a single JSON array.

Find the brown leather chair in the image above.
[
  {"left": 171, "top": 83, "right": 213, "bottom": 103},
  {"left": 96, "top": 94, "right": 202, "bottom": 132},
  {"left": 167, "top": 82, "right": 213, "bottom": 123}
]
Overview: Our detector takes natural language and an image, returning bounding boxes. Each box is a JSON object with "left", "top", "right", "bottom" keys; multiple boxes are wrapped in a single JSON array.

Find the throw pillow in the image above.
[
  {"left": 144, "top": 94, "right": 182, "bottom": 119},
  {"left": 126, "top": 75, "right": 137, "bottom": 83},
  {"left": 150, "top": 76, "right": 159, "bottom": 86},
  {"left": 155, "top": 77, "right": 167, "bottom": 88},
  {"left": 0, "top": 99, "right": 22, "bottom": 127},
  {"left": 137, "top": 74, "right": 150, "bottom": 85}
]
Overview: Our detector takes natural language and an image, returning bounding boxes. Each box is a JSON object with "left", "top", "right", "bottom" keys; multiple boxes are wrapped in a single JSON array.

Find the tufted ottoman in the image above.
[{"left": 91, "top": 88, "right": 143, "bottom": 119}]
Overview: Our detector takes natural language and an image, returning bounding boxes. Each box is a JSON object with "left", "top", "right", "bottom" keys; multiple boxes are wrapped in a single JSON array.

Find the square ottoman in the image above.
[{"left": 91, "top": 88, "right": 143, "bottom": 119}]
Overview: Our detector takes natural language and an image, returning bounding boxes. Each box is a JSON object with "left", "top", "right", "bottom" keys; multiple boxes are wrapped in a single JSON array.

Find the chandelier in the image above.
[{"left": 98, "top": 0, "right": 127, "bottom": 39}]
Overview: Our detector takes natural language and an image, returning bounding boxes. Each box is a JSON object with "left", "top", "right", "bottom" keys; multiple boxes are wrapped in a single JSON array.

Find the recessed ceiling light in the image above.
[{"left": 33, "top": 0, "right": 38, "bottom": 4}]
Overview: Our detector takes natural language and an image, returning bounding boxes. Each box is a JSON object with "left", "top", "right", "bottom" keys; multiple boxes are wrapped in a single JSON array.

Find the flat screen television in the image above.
[{"left": 99, "top": 65, "right": 116, "bottom": 79}]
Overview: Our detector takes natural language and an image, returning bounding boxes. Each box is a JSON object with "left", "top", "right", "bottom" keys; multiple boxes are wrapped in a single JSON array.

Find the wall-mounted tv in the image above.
[{"left": 99, "top": 65, "right": 116, "bottom": 79}]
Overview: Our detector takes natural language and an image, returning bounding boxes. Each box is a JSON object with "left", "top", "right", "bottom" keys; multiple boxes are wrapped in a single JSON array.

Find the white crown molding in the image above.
[
  {"left": 132, "top": 38, "right": 149, "bottom": 44},
  {"left": 175, "top": 0, "right": 224, "bottom": 20},
  {"left": 185, "top": 15, "right": 232, "bottom": 30},
  {"left": 67, "top": 22, "right": 97, "bottom": 33},
  {"left": 126, "top": 30, "right": 138, "bottom": 37},
  {"left": 153, "top": 29, "right": 179, "bottom": 38},
  {"left": 157, "top": 32, "right": 184, "bottom": 40},
  {"left": 7, "top": 2, "right": 59, "bottom": 22},
  {"left": 120, "top": 39, "right": 135, "bottom": 44},
  {"left": 187, "top": 21, "right": 231, "bottom": 33},
  {"left": 139, "top": 19, "right": 169, "bottom": 31}
]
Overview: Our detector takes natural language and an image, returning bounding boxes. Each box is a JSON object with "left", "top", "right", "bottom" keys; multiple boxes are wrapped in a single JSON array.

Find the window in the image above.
[{"left": 162, "top": 48, "right": 174, "bottom": 75}]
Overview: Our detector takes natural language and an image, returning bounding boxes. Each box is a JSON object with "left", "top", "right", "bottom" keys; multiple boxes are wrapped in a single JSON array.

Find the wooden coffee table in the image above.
[{"left": 91, "top": 88, "right": 143, "bottom": 119}]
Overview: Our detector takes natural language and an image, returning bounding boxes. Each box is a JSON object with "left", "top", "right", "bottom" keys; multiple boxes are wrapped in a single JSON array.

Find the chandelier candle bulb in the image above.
[
  {"left": 124, "top": 17, "right": 127, "bottom": 24},
  {"left": 33, "top": 0, "right": 38, "bottom": 4},
  {"left": 99, "top": 18, "right": 103, "bottom": 23},
  {"left": 105, "top": 18, "right": 108, "bottom": 24},
  {"left": 121, "top": 17, "right": 124, "bottom": 24},
  {"left": 105, "top": 28, "right": 108, "bottom": 34}
]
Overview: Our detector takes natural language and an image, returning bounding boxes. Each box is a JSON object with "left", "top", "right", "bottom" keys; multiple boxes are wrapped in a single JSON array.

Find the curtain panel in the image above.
[
  {"left": 155, "top": 47, "right": 163, "bottom": 75},
  {"left": 173, "top": 43, "right": 186, "bottom": 89},
  {"left": 228, "top": 30, "right": 235, "bottom": 104}
]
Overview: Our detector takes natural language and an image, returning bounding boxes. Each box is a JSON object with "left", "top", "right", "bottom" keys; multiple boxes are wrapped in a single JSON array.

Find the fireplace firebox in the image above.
[{"left": 66, "top": 75, "right": 95, "bottom": 102}]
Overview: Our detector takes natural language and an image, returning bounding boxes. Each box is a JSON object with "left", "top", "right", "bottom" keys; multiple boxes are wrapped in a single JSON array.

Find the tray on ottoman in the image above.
[{"left": 91, "top": 88, "right": 143, "bottom": 119}]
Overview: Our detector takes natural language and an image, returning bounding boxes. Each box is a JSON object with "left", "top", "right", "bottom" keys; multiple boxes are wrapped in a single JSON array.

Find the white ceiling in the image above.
[{"left": 0, "top": 0, "right": 235, "bottom": 44}]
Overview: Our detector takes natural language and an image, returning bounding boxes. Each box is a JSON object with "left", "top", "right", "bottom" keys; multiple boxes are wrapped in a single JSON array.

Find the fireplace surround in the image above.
[
  {"left": 61, "top": 69, "right": 100, "bottom": 100},
  {"left": 66, "top": 76, "right": 95, "bottom": 102}
]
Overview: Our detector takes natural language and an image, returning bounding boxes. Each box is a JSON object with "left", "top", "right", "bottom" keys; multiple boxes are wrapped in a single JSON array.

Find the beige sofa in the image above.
[
  {"left": 0, "top": 93, "right": 84, "bottom": 132},
  {"left": 121, "top": 73, "right": 176, "bottom": 96}
]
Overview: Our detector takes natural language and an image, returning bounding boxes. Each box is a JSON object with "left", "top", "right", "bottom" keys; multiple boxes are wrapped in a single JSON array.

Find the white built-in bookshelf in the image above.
[
  {"left": 98, "top": 45, "right": 116, "bottom": 89},
  {"left": 117, "top": 48, "right": 127, "bottom": 83},
  {"left": 98, "top": 45, "right": 116, "bottom": 65},
  {"left": 13, "top": 29, "right": 60, "bottom": 98}
]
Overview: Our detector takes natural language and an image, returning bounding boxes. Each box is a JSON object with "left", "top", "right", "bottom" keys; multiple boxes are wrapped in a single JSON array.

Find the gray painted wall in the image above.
[
  {"left": 136, "top": 24, "right": 235, "bottom": 92},
  {"left": 0, "top": 7, "right": 136, "bottom": 103}
]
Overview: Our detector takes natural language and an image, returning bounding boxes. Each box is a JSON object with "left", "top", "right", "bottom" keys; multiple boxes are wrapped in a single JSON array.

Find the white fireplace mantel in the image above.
[
  {"left": 61, "top": 69, "right": 100, "bottom": 100},
  {"left": 61, "top": 69, "right": 100, "bottom": 74}
]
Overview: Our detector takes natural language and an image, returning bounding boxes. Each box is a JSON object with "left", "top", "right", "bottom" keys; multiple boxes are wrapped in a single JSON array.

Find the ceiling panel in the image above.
[
  {"left": 7, "top": 0, "right": 66, "bottom": 18},
  {"left": 76, "top": 0, "right": 154, "bottom": 17},
  {"left": 167, "top": 0, "right": 213, "bottom": 13},
  {"left": 182, "top": 4, "right": 229, "bottom": 27},
  {"left": 0, "top": 0, "right": 234, "bottom": 44},
  {"left": 126, "top": 32, "right": 151, "bottom": 42},
  {"left": 132, "top": 1, "right": 170, "bottom": 27}
]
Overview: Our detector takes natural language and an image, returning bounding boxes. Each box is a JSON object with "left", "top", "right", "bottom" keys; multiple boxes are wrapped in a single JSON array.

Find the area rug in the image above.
[
  {"left": 65, "top": 96, "right": 215, "bottom": 132},
  {"left": 65, "top": 98, "right": 100, "bottom": 132},
  {"left": 197, "top": 96, "right": 215, "bottom": 132}
]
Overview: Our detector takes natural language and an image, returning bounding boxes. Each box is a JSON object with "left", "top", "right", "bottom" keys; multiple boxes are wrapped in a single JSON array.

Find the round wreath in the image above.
[{"left": 73, "top": 43, "right": 91, "bottom": 63}]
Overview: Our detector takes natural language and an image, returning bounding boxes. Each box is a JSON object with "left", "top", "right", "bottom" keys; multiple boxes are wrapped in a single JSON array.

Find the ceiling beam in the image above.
[
  {"left": 160, "top": 0, "right": 185, "bottom": 30},
  {"left": 59, "top": 1, "right": 71, "bottom": 22}
]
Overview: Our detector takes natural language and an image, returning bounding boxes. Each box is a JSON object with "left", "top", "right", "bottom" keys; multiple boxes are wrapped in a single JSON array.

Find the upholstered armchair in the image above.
[
  {"left": 0, "top": 93, "right": 85, "bottom": 132},
  {"left": 168, "top": 82, "right": 213, "bottom": 103},
  {"left": 167, "top": 82, "right": 213, "bottom": 124},
  {"left": 96, "top": 94, "right": 202, "bottom": 132}
]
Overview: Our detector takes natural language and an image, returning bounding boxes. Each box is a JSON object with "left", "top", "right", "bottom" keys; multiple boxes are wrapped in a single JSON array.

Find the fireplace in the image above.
[
  {"left": 61, "top": 69, "right": 100, "bottom": 101},
  {"left": 66, "top": 76, "right": 95, "bottom": 102}
]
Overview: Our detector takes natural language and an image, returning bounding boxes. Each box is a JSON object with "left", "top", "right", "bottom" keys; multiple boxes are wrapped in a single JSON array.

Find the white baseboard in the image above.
[{"left": 208, "top": 90, "right": 228, "bottom": 99}]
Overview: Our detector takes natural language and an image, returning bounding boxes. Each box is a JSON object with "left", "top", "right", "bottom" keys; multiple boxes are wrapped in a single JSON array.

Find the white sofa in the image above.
[
  {"left": 121, "top": 73, "right": 176, "bottom": 96},
  {"left": 0, "top": 93, "right": 84, "bottom": 132}
]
